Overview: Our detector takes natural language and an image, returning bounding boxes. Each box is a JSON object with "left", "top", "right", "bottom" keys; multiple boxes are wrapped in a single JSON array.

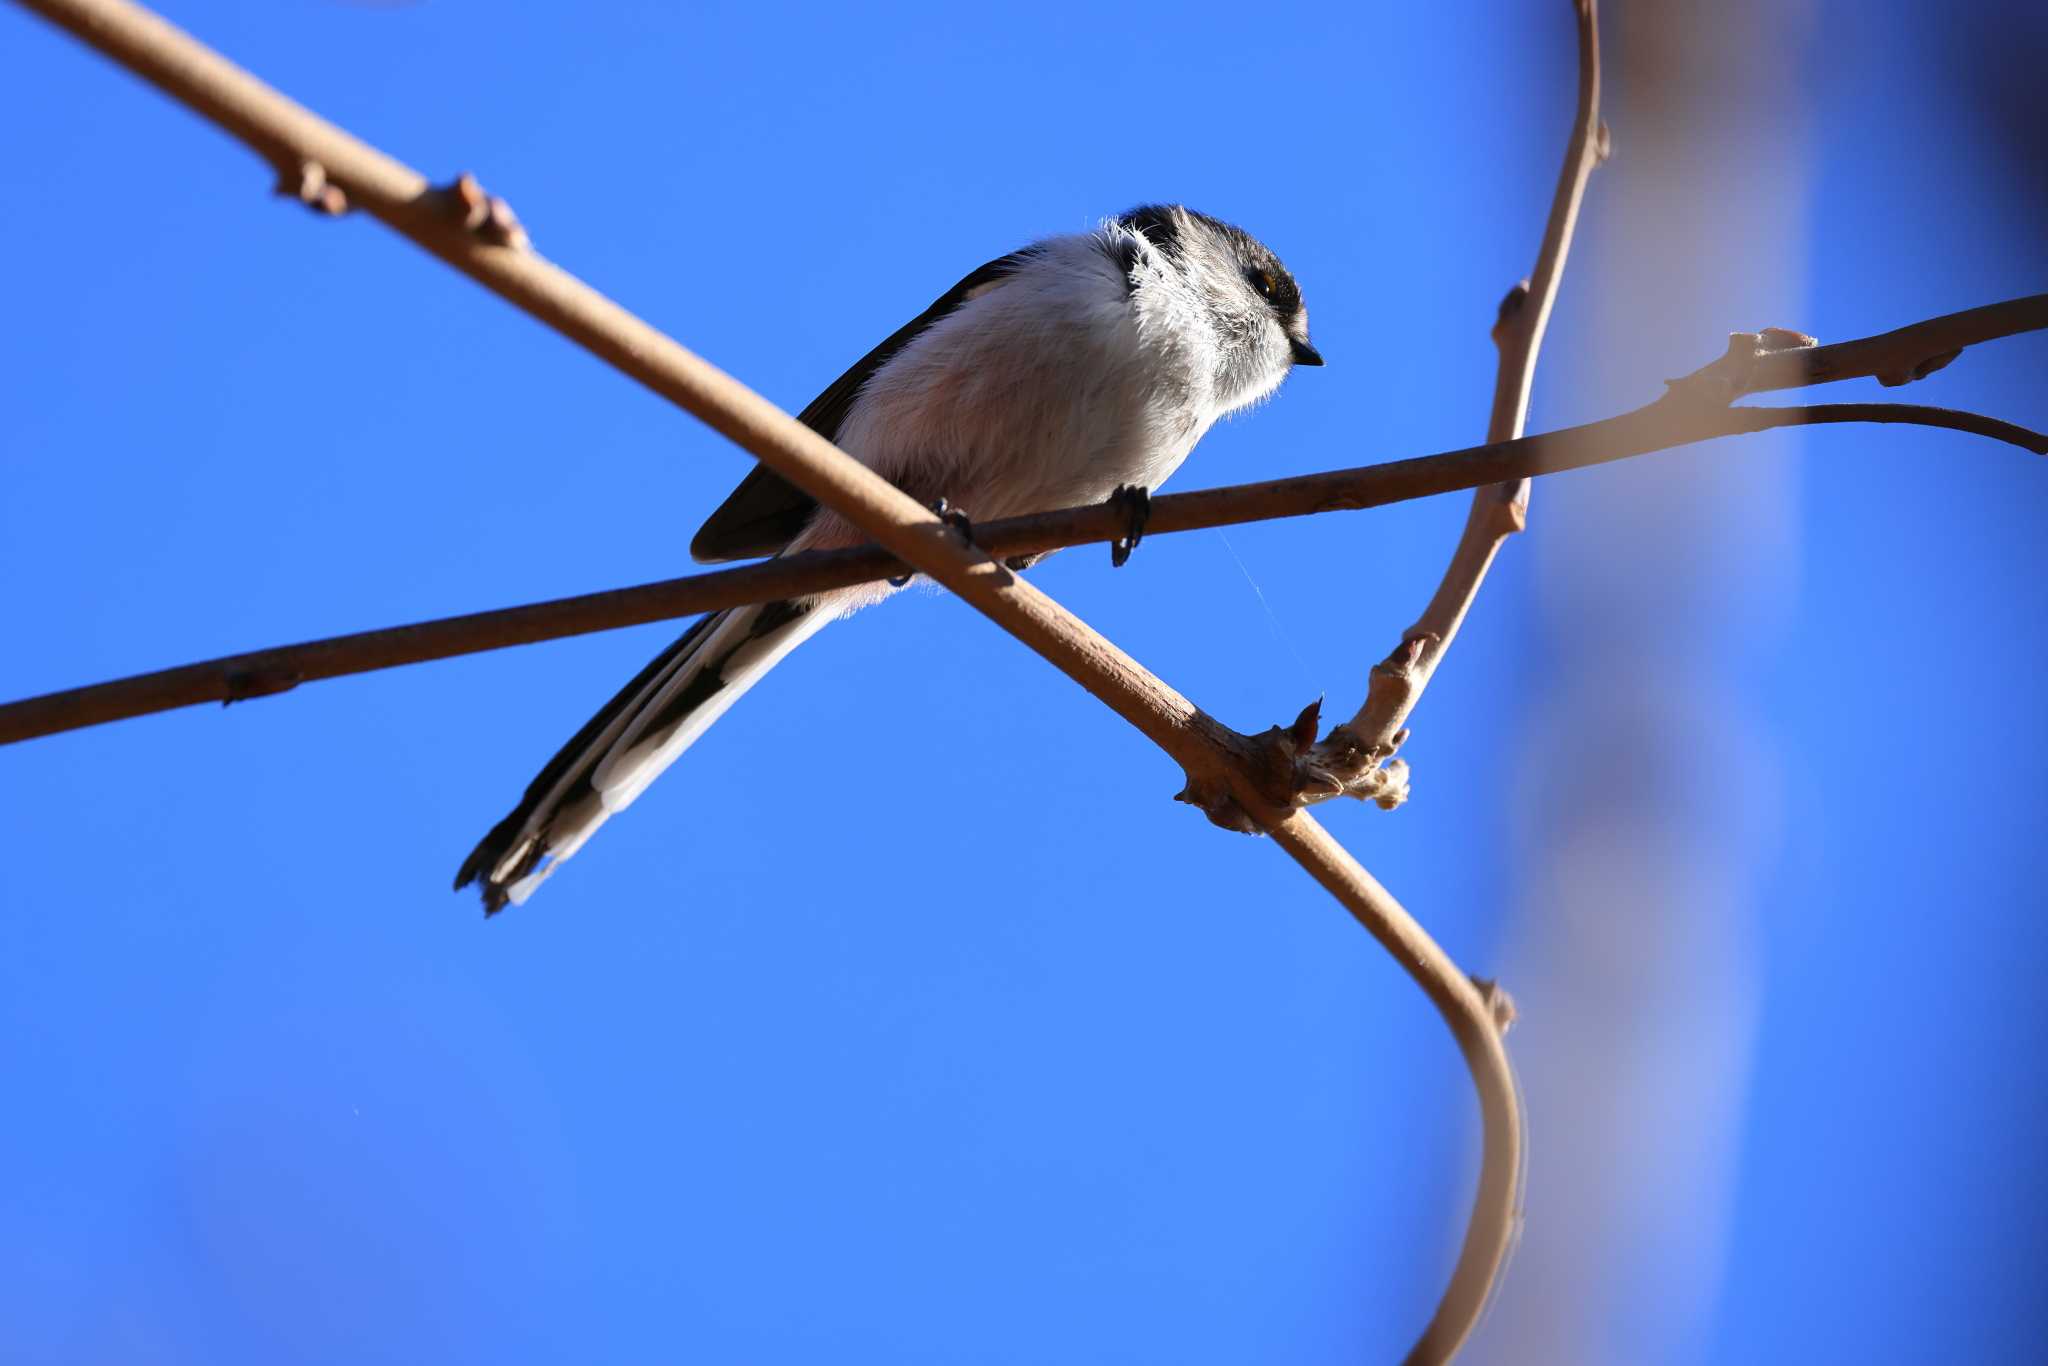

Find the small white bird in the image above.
[{"left": 458, "top": 205, "right": 1322, "bottom": 911}]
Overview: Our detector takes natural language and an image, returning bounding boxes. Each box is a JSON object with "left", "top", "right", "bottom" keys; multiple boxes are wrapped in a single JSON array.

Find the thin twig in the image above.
[
  {"left": 1305, "top": 0, "right": 1605, "bottom": 815},
  {"left": 14, "top": 0, "right": 1524, "bottom": 1354},
  {"left": 5, "top": 396, "right": 2042, "bottom": 747}
]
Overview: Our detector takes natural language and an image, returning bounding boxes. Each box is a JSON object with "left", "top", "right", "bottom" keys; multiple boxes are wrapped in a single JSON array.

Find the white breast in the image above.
[{"left": 825, "top": 231, "right": 1222, "bottom": 528}]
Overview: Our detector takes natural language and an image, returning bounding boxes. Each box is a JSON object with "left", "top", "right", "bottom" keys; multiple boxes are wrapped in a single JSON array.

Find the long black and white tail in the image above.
[{"left": 456, "top": 596, "right": 834, "bottom": 912}]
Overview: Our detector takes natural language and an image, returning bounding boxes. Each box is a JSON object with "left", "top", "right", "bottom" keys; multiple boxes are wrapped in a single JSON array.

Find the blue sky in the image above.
[{"left": 3, "top": 1, "right": 2044, "bottom": 1362}]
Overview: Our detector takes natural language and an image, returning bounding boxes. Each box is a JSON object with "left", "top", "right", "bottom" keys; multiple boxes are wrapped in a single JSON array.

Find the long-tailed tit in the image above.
[{"left": 458, "top": 204, "right": 1322, "bottom": 911}]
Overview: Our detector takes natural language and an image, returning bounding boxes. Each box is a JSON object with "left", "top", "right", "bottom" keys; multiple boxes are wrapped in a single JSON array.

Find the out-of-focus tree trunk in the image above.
[{"left": 1473, "top": 2, "right": 1813, "bottom": 1360}]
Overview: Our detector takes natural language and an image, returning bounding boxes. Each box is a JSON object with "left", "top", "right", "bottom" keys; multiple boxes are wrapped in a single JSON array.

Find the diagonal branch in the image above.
[
  {"left": 14, "top": 0, "right": 1523, "bottom": 1356},
  {"left": 5, "top": 394, "right": 2042, "bottom": 747}
]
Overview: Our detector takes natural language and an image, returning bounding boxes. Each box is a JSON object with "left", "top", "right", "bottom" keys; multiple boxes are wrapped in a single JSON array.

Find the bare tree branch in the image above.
[
  {"left": 13, "top": 0, "right": 1526, "bottom": 1354},
  {"left": 5, "top": 391, "right": 2042, "bottom": 747}
]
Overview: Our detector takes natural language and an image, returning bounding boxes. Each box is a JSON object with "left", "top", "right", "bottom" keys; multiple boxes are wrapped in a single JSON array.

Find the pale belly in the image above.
[{"left": 836, "top": 339, "right": 1207, "bottom": 524}]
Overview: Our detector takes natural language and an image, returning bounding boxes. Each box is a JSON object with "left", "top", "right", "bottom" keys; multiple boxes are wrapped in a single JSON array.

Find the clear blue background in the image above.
[{"left": 2, "top": 1, "right": 2043, "bottom": 1362}]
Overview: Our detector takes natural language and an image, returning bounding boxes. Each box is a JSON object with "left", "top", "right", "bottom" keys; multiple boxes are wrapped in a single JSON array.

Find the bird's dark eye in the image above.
[{"left": 1249, "top": 268, "right": 1278, "bottom": 301}]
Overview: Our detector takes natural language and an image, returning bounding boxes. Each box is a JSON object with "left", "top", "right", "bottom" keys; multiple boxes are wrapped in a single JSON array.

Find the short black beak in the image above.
[{"left": 1290, "top": 338, "right": 1324, "bottom": 367}]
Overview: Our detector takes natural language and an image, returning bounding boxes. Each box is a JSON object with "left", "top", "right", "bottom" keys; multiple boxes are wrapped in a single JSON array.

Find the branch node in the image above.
[
  {"left": 1287, "top": 696, "right": 1323, "bottom": 751},
  {"left": 1485, "top": 484, "right": 1530, "bottom": 535},
  {"left": 436, "top": 172, "right": 531, "bottom": 251},
  {"left": 1879, "top": 346, "right": 1963, "bottom": 387},
  {"left": 1669, "top": 326, "right": 1820, "bottom": 408},
  {"left": 1356, "top": 757, "right": 1412, "bottom": 811},
  {"left": 1758, "top": 326, "right": 1819, "bottom": 354},
  {"left": 1379, "top": 632, "right": 1435, "bottom": 682},
  {"left": 221, "top": 664, "right": 301, "bottom": 704},
  {"left": 1491, "top": 281, "right": 1532, "bottom": 341},
  {"left": 1593, "top": 118, "right": 1614, "bottom": 165},
  {"left": 1171, "top": 776, "right": 1262, "bottom": 835},
  {"left": 1470, "top": 976, "right": 1518, "bottom": 1034},
  {"left": 1676, "top": 332, "right": 1760, "bottom": 405},
  {"left": 274, "top": 158, "right": 347, "bottom": 215},
  {"left": 1269, "top": 707, "right": 1414, "bottom": 809}
]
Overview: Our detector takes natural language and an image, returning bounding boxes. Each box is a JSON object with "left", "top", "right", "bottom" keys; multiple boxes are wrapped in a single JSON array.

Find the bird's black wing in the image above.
[{"left": 688, "top": 250, "right": 1039, "bottom": 563}]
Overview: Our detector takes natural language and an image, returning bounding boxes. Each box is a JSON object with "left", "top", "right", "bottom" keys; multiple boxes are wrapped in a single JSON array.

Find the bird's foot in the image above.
[
  {"left": 1108, "top": 484, "right": 1151, "bottom": 568},
  {"left": 891, "top": 499, "right": 975, "bottom": 586},
  {"left": 933, "top": 496, "right": 975, "bottom": 545}
]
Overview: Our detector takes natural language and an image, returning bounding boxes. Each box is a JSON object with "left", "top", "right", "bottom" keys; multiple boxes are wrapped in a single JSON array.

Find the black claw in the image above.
[
  {"left": 933, "top": 496, "right": 975, "bottom": 545},
  {"left": 1108, "top": 484, "right": 1151, "bottom": 568},
  {"left": 891, "top": 498, "right": 974, "bottom": 587}
]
